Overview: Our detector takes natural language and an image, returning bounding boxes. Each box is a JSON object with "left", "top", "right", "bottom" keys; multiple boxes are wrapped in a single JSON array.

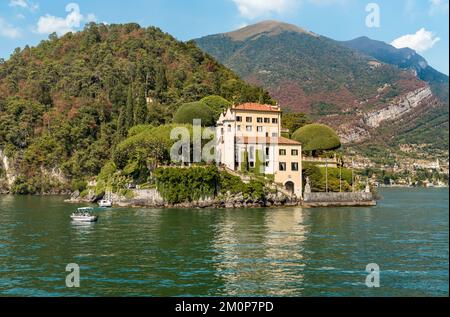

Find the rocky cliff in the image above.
[
  {"left": 338, "top": 86, "right": 436, "bottom": 144},
  {"left": 363, "top": 86, "right": 434, "bottom": 129},
  {"left": 0, "top": 149, "right": 16, "bottom": 189}
]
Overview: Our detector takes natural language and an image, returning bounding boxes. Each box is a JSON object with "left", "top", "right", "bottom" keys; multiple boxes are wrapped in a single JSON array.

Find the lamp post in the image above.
[{"left": 325, "top": 157, "right": 328, "bottom": 193}]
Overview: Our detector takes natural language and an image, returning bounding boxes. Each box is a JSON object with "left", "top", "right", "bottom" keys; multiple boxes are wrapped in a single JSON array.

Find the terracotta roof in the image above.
[
  {"left": 236, "top": 136, "right": 301, "bottom": 145},
  {"left": 233, "top": 103, "right": 281, "bottom": 112}
]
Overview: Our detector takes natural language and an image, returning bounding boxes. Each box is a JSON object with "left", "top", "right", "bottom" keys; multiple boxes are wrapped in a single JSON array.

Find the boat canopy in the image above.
[{"left": 76, "top": 207, "right": 94, "bottom": 212}]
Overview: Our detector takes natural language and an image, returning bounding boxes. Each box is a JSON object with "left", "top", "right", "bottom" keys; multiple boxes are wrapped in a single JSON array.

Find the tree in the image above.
[
  {"left": 0, "top": 23, "right": 274, "bottom": 194},
  {"left": 241, "top": 150, "right": 249, "bottom": 173},
  {"left": 282, "top": 112, "right": 311, "bottom": 136},
  {"left": 173, "top": 101, "right": 215, "bottom": 126},
  {"left": 125, "top": 86, "right": 134, "bottom": 129},
  {"left": 292, "top": 124, "right": 341, "bottom": 156},
  {"left": 134, "top": 87, "right": 148, "bottom": 125},
  {"left": 200, "top": 95, "right": 232, "bottom": 120},
  {"left": 117, "top": 108, "right": 127, "bottom": 137},
  {"left": 155, "top": 66, "right": 168, "bottom": 98}
]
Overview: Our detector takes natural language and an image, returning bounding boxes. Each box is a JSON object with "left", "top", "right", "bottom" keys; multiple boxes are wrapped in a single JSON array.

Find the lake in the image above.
[{"left": 0, "top": 188, "right": 448, "bottom": 297}]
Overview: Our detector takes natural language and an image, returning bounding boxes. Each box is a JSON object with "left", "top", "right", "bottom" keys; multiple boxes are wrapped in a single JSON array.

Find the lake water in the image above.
[{"left": 0, "top": 188, "right": 448, "bottom": 297}]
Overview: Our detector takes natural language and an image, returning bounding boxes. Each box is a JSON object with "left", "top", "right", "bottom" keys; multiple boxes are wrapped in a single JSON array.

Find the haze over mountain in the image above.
[{"left": 196, "top": 20, "right": 449, "bottom": 160}]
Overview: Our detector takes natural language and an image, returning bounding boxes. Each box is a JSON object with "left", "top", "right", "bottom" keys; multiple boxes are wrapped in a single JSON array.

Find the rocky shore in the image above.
[{"left": 65, "top": 188, "right": 299, "bottom": 209}]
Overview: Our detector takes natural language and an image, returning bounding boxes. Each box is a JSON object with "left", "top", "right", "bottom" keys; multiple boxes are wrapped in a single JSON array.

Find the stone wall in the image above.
[
  {"left": 304, "top": 192, "right": 374, "bottom": 202},
  {"left": 113, "top": 189, "right": 165, "bottom": 207}
]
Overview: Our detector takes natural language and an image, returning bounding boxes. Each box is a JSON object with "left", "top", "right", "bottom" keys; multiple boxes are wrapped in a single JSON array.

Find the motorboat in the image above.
[
  {"left": 99, "top": 190, "right": 113, "bottom": 208},
  {"left": 71, "top": 207, "right": 98, "bottom": 222},
  {"left": 98, "top": 199, "right": 112, "bottom": 208}
]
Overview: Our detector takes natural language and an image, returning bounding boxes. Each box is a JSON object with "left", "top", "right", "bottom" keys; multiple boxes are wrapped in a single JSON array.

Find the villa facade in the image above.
[{"left": 216, "top": 103, "right": 303, "bottom": 197}]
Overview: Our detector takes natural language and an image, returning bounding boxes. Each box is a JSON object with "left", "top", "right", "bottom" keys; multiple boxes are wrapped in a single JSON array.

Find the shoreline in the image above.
[{"left": 4, "top": 186, "right": 448, "bottom": 209}]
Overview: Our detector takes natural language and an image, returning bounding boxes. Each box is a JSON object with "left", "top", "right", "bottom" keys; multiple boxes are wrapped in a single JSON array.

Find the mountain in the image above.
[
  {"left": 341, "top": 36, "right": 449, "bottom": 102},
  {"left": 0, "top": 23, "right": 271, "bottom": 194},
  {"left": 341, "top": 36, "right": 448, "bottom": 86},
  {"left": 195, "top": 20, "right": 448, "bottom": 160}
]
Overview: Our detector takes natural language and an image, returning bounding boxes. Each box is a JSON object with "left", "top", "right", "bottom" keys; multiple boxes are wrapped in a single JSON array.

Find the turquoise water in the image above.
[{"left": 0, "top": 188, "right": 448, "bottom": 296}]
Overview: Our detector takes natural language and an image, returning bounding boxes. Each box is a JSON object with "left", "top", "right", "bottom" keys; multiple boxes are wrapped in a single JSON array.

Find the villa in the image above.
[{"left": 216, "top": 103, "right": 303, "bottom": 197}]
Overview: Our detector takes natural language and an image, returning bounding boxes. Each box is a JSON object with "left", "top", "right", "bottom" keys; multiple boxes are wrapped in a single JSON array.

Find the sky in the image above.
[{"left": 0, "top": 0, "right": 448, "bottom": 75}]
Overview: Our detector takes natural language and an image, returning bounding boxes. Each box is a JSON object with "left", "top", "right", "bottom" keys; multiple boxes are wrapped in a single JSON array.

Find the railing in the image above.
[{"left": 303, "top": 156, "right": 338, "bottom": 163}]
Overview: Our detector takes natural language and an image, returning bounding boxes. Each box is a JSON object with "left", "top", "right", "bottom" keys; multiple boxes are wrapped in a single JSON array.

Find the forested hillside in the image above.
[{"left": 0, "top": 23, "right": 272, "bottom": 194}]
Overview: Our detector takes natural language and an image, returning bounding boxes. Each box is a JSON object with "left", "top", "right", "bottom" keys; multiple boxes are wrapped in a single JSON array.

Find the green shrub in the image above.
[
  {"left": 219, "top": 171, "right": 266, "bottom": 200},
  {"left": 219, "top": 171, "right": 246, "bottom": 194},
  {"left": 71, "top": 179, "right": 87, "bottom": 192},
  {"left": 292, "top": 124, "right": 341, "bottom": 153},
  {"left": 243, "top": 180, "right": 266, "bottom": 201},
  {"left": 128, "top": 124, "right": 153, "bottom": 137},
  {"left": 154, "top": 166, "right": 219, "bottom": 204},
  {"left": 200, "top": 95, "right": 232, "bottom": 120},
  {"left": 173, "top": 101, "right": 215, "bottom": 126},
  {"left": 11, "top": 176, "right": 36, "bottom": 195}
]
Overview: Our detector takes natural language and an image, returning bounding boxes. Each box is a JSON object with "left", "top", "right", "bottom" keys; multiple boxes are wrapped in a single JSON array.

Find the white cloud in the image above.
[
  {"left": 232, "top": 0, "right": 348, "bottom": 19},
  {"left": 232, "top": 0, "right": 299, "bottom": 19},
  {"left": 36, "top": 3, "right": 96, "bottom": 36},
  {"left": 86, "top": 13, "right": 97, "bottom": 23},
  {"left": 9, "top": 0, "right": 39, "bottom": 12},
  {"left": 428, "top": 0, "right": 449, "bottom": 15},
  {"left": 0, "top": 17, "right": 21, "bottom": 38},
  {"left": 391, "top": 28, "right": 440, "bottom": 53}
]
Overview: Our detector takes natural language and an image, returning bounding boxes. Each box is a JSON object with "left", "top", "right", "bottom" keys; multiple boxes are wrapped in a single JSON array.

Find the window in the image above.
[
  {"left": 237, "top": 125, "right": 241, "bottom": 131},
  {"left": 291, "top": 149, "right": 299, "bottom": 156},
  {"left": 265, "top": 147, "right": 270, "bottom": 156},
  {"left": 265, "top": 161, "right": 270, "bottom": 167},
  {"left": 264, "top": 118, "right": 270, "bottom": 123},
  {"left": 279, "top": 162, "right": 287, "bottom": 171},
  {"left": 257, "top": 126, "right": 263, "bottom": 132},
  {"left": 246, "top": 117, "right": 252, "bottom": 123},
  {"left": 227, "top": 125, "right": 231, "bottom": 132},
  {"left": 236, "top": 116, "right": 242, "bottom": 122},
  {"left": 272, "top": 132, "right": 278, "bottom": 137},
  {"left": 249, "top": 162, "right": 255, "bottom": 168},
  {"left": 279, "top": 149, "right": 286, "bottom": 156},
  {"left": 272, "top": 118, "right": 278, "bottom": 124},
  {"left": 246, "top": 126, "right": 252, "bottom": 132},
  {"left": 257, "top": 117, "right": 263, "bottom": 123},
  {"left": 291, "top": 163, "right": 299, "bottom": 171}
]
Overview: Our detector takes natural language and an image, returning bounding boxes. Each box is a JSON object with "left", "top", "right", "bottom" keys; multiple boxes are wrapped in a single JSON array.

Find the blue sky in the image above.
[{"left": 0, "top": 0, "right": 448, "bottom": 74}]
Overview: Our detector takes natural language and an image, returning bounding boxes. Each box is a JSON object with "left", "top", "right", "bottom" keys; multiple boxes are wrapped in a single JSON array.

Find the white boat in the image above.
[
  {"left": 71, "top": 207, "right": 98, "bottom": 222},
  {"left": 99, "top": 190, "right": 113, "bottom": 208},
  {"left": 98, "top": 199, "right": 112, "bottom": 208}
]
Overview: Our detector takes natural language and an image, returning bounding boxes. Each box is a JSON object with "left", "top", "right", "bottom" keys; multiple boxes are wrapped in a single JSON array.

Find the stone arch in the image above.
[{"left": 285, "top": 181, "right": 295, "bottom": 195}]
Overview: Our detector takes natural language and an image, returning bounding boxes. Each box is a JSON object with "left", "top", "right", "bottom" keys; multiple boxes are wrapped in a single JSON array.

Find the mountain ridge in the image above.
[{"left": 195, "top": 21, "right": 449, "bottom": 158}]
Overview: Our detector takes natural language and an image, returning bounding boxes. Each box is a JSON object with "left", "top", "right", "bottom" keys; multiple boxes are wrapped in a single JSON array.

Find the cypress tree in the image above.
[
  {"left": 117, "top": 108, "right": 127, "bottom": 137},
  {"left": 134, "top": 87, "right": 148, "bottom": 125},
  {"left": 125, "top": 86, "right": 134, "bottom": 129},
  {"left": 155, "top": 66, "right": 167, "bottom": 98}
]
